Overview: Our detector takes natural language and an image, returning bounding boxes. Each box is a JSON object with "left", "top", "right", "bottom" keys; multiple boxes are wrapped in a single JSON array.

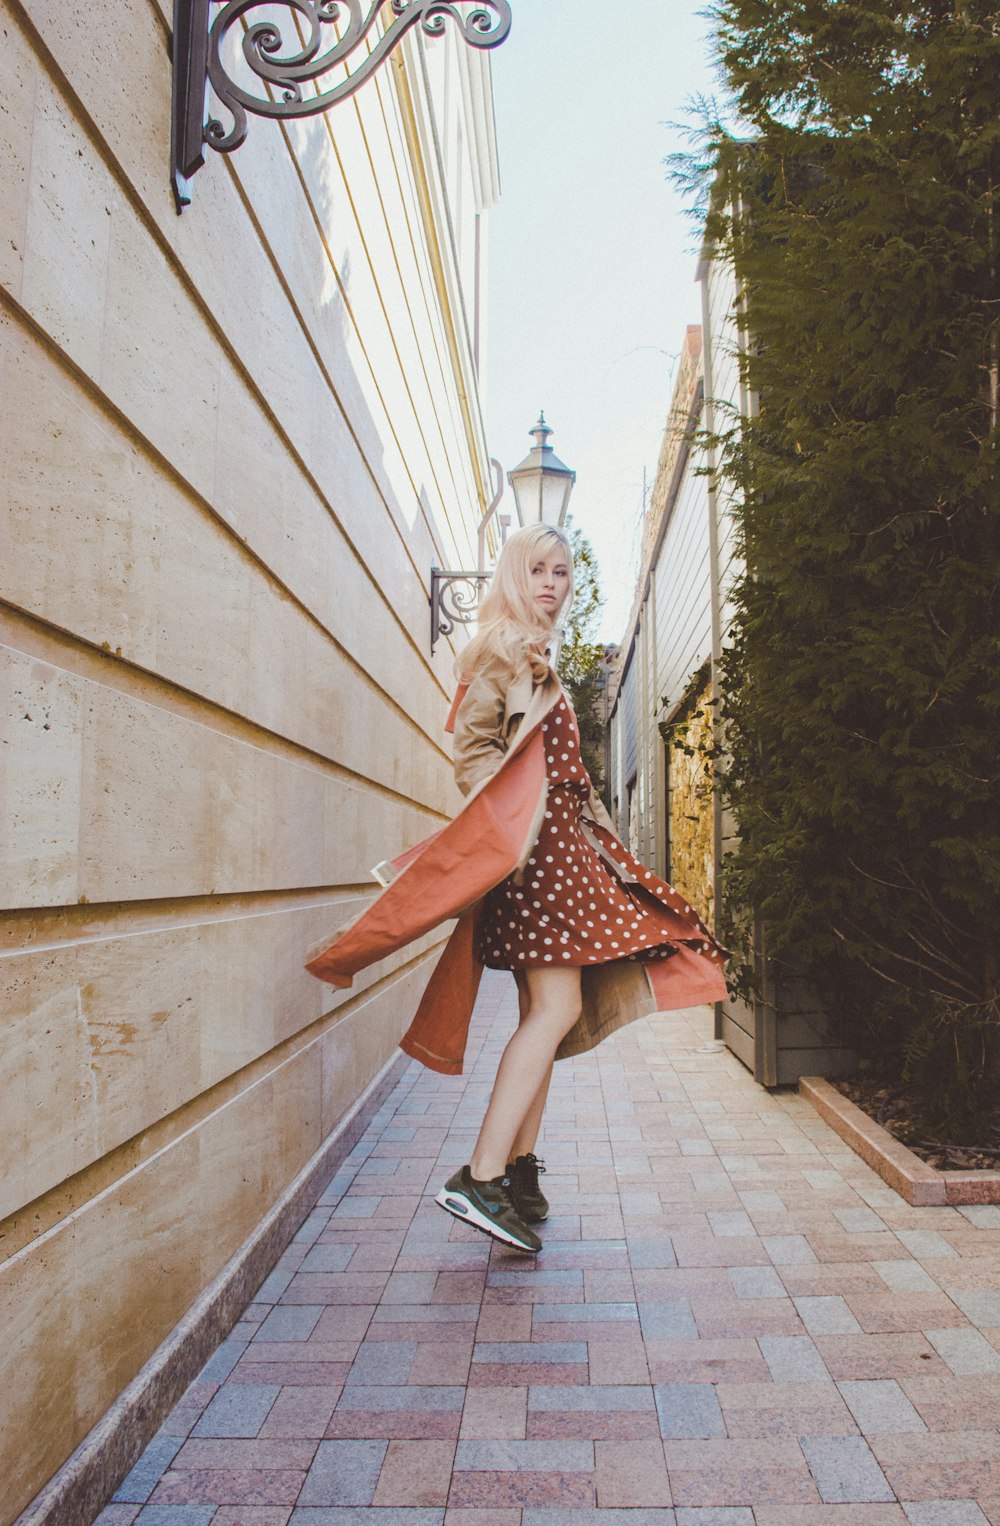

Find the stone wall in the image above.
[{"left": 666, "top": 673, "right": 716, "bottom": 928}]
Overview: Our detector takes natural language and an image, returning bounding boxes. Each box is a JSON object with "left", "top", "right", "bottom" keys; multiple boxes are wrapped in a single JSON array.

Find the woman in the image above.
[{"left": 307, "top": 524, "right": 727, "bottom": 1255}]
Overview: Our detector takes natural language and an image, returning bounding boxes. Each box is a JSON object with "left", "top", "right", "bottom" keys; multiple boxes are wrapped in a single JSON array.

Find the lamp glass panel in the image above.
[
  {"left": 511, "top": 468, "right": 573, "bottom": 527},
  {"left": 540, "top": 471, "right": 567, "bottom": 526}
]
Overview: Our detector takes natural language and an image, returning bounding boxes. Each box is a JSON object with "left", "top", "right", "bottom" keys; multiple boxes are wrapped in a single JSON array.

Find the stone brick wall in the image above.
[{"left": 666, "top": 674, "right": 715, "bottom": 929}]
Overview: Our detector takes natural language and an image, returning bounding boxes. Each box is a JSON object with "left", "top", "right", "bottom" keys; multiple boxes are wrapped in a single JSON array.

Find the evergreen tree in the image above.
[
  {"left": 678, "top": 0, "right": 1000, "bottom": 1131},
  {"left": 558, "top": 521, "right": 608, "bottom": 794}
]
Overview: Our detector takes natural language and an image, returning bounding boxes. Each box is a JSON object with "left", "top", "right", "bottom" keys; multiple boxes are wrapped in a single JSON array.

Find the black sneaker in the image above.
[
  {"left": 506, "top": 1153, "right": 549, "bottom": 1224},
  {"left": 435, "top": 1166, "right": 541, "bottom": 1254}
]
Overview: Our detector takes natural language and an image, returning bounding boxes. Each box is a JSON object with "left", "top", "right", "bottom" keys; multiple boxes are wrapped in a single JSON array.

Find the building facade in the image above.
[
  {"left": 1, "top": 8, "right": 499, "bottom": 1519},
  {"left": 608, "top": 251, "right": 851, "bottom": 1088}
]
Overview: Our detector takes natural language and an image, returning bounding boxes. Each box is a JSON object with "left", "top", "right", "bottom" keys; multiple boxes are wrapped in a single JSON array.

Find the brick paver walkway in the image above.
[{"left": 99, "top": 970, "right": 1000, "bottom": 1525}]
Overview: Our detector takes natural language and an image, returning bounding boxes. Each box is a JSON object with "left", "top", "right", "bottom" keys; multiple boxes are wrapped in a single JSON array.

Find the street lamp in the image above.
[
  {"left": 430, "top": 414, "right": 575, "bottom": 651},
  {"left": 507, "top": 412, "right": 576, "bottom": 529}
]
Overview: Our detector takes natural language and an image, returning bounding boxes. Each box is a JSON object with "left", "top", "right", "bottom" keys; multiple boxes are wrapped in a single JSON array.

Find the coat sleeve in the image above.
[{"left": 452, "top": 652, "right": 520, "bottom": 797}]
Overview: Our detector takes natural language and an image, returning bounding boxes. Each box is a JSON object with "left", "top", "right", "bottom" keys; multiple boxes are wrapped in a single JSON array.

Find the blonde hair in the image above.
[{"left": 458, "top": 523, "right": 574, "bottom": 679}]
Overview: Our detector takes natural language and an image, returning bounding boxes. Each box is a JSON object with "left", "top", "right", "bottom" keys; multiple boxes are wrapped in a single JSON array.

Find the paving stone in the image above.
[
  {"left": 759, "top": 1335, "right": 830, "bottom": 1382},
  {"left": 532, "top": 1301, "right": 637, "bottom": 1323},
  {"left": 587, "top": 1336, "right": 651, "bottom": 1384},
  {"left": 728, "top": 1266, "right": 786, "bottom": 1300},
  {"left": 924, "top": 1328, "right": 1000, "bottom": 1375},
  {"left": 816, "top": 1333, "right": 950, "bottom": 1381},
  {"left": 132, "top": 1510, "right": 217, "bottom": 1525},
  {"left": 873, "top": 1261, "right": 940, "bottom": 1295},
  {"left": 113, "top": 1437, "right": 185, "bottom": 1502},
  {"left": 737, "top": 1191, "right": 785, "bottom": 1214},
  {"left": 904, "top": 1506, "right": 992, "bottom": 1525},
  {"left": 373, "top": 1441, "right": 456, "bottom": 1506},
  {"left": 472, "top": 1341, "right": 587, "bottom": 1364},
  {"left": 804, "top": 1171, "right": 845, "bottom": 1192},
  {"left": 255, "top": 1307, "right": 325, "bottom": 1342},
  {"left": 834, "top": 1208, "right": 890, "bottom": 1234},
  {"left": 529, "top": 1384, "right": 655, "bottom": 1412},
  {"left": 346, "top": 1341, "right": 417, "bottom": 1384},
  {"left": 716, "top": 1155, "right": 764, "bottom": 1175},
  {"left": 794, "top": 1296, "right": 864, "bottom": 1336},
  {"left": 255, "top": 1268, "right": 298, "bottom": 1302},
  {"left": 763, "top": 1235, "right": 818, "bottom": 1265},
  {"left": 628, "top": 1240, "right": 680, "bottom": 1269},
  {"left": 296, "top": 1209, "right": 334, "bottom": 1245},
  {"left": 487, "top": 1269, "right": 582, "bottom": 1287},
  {"left": 595, "top": 1438, "right": 672, "bottom": 1506},
  {"left": 522, "top": 1512, "right": 675, "bottom": 1526},
  {"left": 838, "top": 1380, "right": 927, "bottom": 1435},
  {"left": 654, "top": 1383, "right": 726, "bottom": 1439},
  {"left": 707, "top": 1211, "right": 756, "bottom": 1238},
  {"left": 192, "top": 1386, "right": 280, "bottom": 1438},
  {"left": 289, "top": 1511, "right": 443, "bottom": 1525},
  {"left": 374, "top": 1304, "right": 480, "bottom": 1324},
  {"left": 332, "top": 1198, "right": 382, "bottom": 1220},
  {"left": 751, "top": 1510, "right": 907, "bottom": 1525},
  {"left": 459, "top": 1387, "right": 527, "bottom": 1440},
  {"left": 947, "top": 1290, "right": 1000, "bottom": 1326},
  {"left": 639, "top": 1300, "right": 699, "bottom": 1339},
  {"left": 448, "top": 1470, "right": 596, "bottom": 1507},
  {"left": 663, "top": 1437, "right": 820, "bottom": 1506},
  {"left": 800, "top": 1436, "right": 896, "bottom": 1502},
  {"left": 455, "top": 1439, "right": 594, "bottom": 1471},
  {"left": 298, "top": 1439, "right": 389, "bottom": 1505},
  {"left": 334, "top": 1387, "right": 465, "bottom": 1412},
  {"left": 895, "top": 1231, "right": 959, "bottom": 1261},
  {"left": 259, "top": 1387, "right": 342, "bottom": 1440},
  {"left": 955, "top": 1207, "right": 1000, "bottom": 1229},
  {"left": 209, "top": 1510, "right": 294, "bottom": 1525},
  {"left": 198, "top": 1339, "right": 248, "bottom": 1384},
  {"left": 443, "top": 1510, "right": 520, "bottom": 1526},
  {"left": 675, "top": 1512, "right": 755, "bottom": 1525},
  {"left": 300, "top": 1245, "right": 359, "bottom": 1273}
]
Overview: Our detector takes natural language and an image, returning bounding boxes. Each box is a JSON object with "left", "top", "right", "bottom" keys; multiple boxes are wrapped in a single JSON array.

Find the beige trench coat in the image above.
[{"left": 306, "top": 649, "right": 728, "bottom": 1074}]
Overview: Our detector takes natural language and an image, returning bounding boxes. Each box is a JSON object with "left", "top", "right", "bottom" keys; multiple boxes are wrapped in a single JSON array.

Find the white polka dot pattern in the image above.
[{"left": 477, "top": 697, "right": 721, "bottom": 972}]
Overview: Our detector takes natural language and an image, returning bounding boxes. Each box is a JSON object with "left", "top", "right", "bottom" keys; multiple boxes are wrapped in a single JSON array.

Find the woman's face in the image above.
[{"left": 528, "top": 543, "right": 571, "bottom": 622}]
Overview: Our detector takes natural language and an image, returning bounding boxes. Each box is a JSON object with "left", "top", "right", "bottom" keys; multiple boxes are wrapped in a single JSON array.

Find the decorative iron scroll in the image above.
[
  {"left": 172, "top": 0, "right": 512, "bottom": 208},
  {"left": 430, "top": 568, "right": 490, "bottom": 653}
]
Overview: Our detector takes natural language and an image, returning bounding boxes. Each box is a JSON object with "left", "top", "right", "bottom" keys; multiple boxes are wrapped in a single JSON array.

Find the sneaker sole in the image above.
[{"left": 434, "top": 1188, "right": 540, "bottom": 1254}]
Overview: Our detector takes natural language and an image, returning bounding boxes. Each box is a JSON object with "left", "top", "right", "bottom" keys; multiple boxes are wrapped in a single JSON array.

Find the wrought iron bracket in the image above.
[
  {"left": 430, "top": 569, "right": 489, "bottom": 654},
  {"left": 429, "top": 458, "right": 505, "bottom": 653},
  {"left": 171, "top": 0, "right": 512, "bottom": 210}
]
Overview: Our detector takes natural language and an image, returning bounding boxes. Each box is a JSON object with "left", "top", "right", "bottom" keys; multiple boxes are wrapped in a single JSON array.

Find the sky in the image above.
[{"left": 484, "top": 0, "right": 721, "bottom": 641}]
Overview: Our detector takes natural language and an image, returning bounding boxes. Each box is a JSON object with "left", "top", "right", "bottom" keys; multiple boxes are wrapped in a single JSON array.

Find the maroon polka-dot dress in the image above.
[{"left": 477, "top": 695, "right": 718, "bottom": 971}]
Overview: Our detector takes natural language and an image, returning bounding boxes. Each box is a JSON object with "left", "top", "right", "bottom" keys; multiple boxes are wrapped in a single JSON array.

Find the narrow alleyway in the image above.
[{"left": 98, "top": 971, "right": 1000, "bottom": 1525}]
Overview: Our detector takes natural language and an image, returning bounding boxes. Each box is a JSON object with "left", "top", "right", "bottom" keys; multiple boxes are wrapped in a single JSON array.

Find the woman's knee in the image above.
[{"left": 523, "top": 968, "right": 582, "bottom": 1037}]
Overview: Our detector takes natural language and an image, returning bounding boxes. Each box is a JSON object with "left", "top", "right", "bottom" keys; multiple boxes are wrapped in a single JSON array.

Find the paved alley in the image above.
[{"left": 98, "top": 971, "right": 1000, "bottom": 1525}]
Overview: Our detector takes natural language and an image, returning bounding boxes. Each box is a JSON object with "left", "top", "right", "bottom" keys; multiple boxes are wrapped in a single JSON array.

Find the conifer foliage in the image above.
[
  {"left": 695, "top": 1, "right": 1000, "bottom": 1130},
  {"left": 558, "top": 521, "right": 608, "bottom": 794}
]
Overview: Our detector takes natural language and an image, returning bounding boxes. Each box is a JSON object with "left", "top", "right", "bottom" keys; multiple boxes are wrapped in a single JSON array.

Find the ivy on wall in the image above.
[{"left": 675, "top": 0, "right": 1000, "bottom": 1132}]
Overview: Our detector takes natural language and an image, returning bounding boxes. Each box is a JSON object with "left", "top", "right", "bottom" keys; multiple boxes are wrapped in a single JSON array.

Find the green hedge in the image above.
[{"left": 688, "top": 0, "right": 1000, "bottom": 1131}]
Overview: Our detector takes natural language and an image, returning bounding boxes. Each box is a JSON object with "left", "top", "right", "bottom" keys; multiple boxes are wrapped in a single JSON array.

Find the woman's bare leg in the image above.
[
  {"left": 504, "top": 975, "right": 552, "bottom": 1161},
  {"left": 469, "top": 966, "right": 581, "bottom": 1181},
  {"left": 510, "top": 1066, "right": 552, "bottom": 1160}
]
